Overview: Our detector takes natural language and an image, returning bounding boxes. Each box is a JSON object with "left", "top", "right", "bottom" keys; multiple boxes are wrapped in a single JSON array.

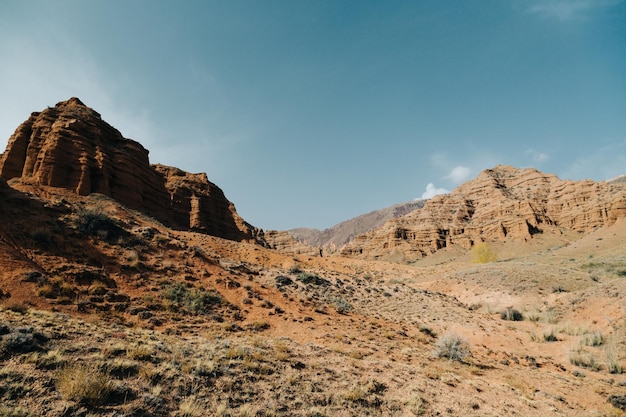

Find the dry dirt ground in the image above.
[{"left": 1, "top": 183, "right": 625, "bottom": 416}]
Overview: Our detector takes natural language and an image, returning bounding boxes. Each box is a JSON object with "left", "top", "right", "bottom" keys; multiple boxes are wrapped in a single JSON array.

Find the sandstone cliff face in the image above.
[
  {"left": 341, "top": 166, "right": 626, "bottom": 259},
  {"left": 0, "top": 98, "right": 265, "bottom": 244}
]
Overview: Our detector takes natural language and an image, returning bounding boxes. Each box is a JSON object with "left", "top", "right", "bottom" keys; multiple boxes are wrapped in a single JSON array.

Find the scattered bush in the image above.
[
  {"left": 75, "top": 208, "right": 123, "bottom": 241},
  {"left": 607, "top": 394, "right": 626, "bottom": 411},
  {"left": 296, "top": 272, "right": 330, "bottom": 286},
  {"left": 500, "top": 307, "right": 523, "bottom": 321},
  {"left": 569, "top": 351, "right": 601, "bottom": 371},
  {"left": 37, "top": 276, "right": 76, "bottom": 300},
  {"left": 275, "top": 275, "right": 294, "bottom": 287},
  {"left": 163, "top": 283, "right": 223, "bottom": 315},
  {"left": 543, "top": 329, "right": 558, "bottom": 342},
  {"left": 332, "top": 298, "right": 353, "bottom": 314},
  {"left": 433, "top": 333, "right": 470, "bottom": 362},
  {"left": 581, "top": 330, "right": 604, "bottom": 347},
  {"left": 470, "top": 242, "right": 497, "bottom": 264}
]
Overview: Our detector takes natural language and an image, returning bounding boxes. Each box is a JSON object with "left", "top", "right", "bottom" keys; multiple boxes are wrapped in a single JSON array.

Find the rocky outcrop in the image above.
[
  {"left": 153, "top": 164, "right": 265, "bottom": 243},
  {"left": 341, "top": 166, "right": 626, "bottom": 260},
  {"left": 263, "top": 230, "right": 320, "bottom": 256},
  {"left": 0, "top": 98, "right": 266, "bottom": 244}
]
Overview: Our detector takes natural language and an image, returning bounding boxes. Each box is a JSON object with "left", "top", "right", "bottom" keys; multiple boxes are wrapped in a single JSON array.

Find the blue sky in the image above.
[{"left": 1, "top": 1, "right": 625, "bottom": 230}]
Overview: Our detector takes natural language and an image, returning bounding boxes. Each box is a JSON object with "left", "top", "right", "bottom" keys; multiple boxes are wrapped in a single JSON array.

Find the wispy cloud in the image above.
[
  {"left": 525, "top": 148, "right": 549, "bottom": 163},
  {"left": 419, "top": 183, "right": 449, "bottom": 200},
  {"left": 562, "top": 139, "right": 626, "bottom": 180},
  {"left": 526, "top": 0, "right": 623, "bottom": 21},
  {"left": 444, "top": 165, "right": 472, "bottom": 184}
]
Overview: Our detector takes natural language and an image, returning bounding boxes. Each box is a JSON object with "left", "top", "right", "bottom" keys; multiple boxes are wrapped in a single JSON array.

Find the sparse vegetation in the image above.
[
  {"left": 75, "top": 207, "right": 123, "bottom": 240},
  {"left": 500, "top": 307, "right": 523, "bottom": 321},
  {"left": 56, "top": 364, "right": 115, "bottom": 405},
  {"left": 433, "top": 333, "right": 470, "bottom": 362},
  {"left": 470, "top": 242, "right": 497, "bottom": 264},
  {"left": 163, "top": 283, "right": 224, "bottom": 314}
]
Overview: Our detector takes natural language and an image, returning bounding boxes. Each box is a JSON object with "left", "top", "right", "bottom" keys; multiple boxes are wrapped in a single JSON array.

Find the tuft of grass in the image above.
[
  {"left": 604, "top": 338, "right": 624, "bottom": 374},
  {"left": 569, "top": 350, "right": 601, "bottom": 371},
  {"left": 433, "top": 333, "right": 470, "bottom": 362},
  {"left": 56, "top": 364, "right": 114, "bottom": 405},
  {"left": 543, "top": 329, "right": 558, "bottom": 342},
  {"left": 500, "top": 307, "right": 523, "bottom": 321},
  {"left": 581, "top": 330, "right": 604, "bottom": 347},
  {"left": 179, "top": 396, "right": 204, "bottom": 417}
]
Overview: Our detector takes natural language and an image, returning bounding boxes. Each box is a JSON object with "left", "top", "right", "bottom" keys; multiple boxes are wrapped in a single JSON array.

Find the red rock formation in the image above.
[
  {"left": 0, "top": 98, "right": 266, "bottom": 244},
  {"left": 341, "top": 166, "right": 626, "bottom": 259}
]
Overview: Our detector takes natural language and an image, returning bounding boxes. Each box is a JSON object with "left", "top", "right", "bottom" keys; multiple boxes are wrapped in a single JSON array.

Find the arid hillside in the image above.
[
  {"left": 0, "top": 99, "right": 624, "bottom": 417},
  {"left": 342, "top": 166, "right": 626, "bottom": 262}
]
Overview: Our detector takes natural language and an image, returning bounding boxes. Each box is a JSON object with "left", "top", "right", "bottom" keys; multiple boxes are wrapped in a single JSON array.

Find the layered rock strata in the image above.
[
  {"left": 341, "top": 166, "right": 626, "bottom": 259},
  {"left": 0, "top": 98, "right": 265, "bottom": 244}
]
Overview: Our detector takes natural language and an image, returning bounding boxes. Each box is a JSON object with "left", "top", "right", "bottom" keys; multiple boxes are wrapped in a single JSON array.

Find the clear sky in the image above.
[{"left": 1, "top": 1, "right": 625, "bottom": 230}]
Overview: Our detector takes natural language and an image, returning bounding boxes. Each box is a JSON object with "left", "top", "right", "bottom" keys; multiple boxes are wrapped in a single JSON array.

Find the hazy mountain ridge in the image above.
[{"left": 288, "top": 200, "right": 426, "bottom": 248}]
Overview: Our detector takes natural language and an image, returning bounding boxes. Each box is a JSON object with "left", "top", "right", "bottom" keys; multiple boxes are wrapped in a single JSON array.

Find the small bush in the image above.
[
  {"left": 569, "top": 351, "right": 601, "bottom": 371},
  {"left": 163, "top": 283, "right": 223, "bottom": 315},
  {"left": 470, "top": 242, "right": 497, "bottom": 264},
  {"left": 275, "top": 275, "right": 294, "bottom": 287},
  {"left": 543, "top": 329, "right": 558, "bottom": 342},
  {"left": 75, "top": 208, "right": 123, "bottom": 241},
  {"left": 296, "top": 272, "right": 330, "bottom": 286},
  {"left": 56, "top": 364, "right": 114, "bottom": 405},
  {"left": 433, "top": 333, "right": 470, "bottom": 362},
  {"left": 500, "top": 307, "right": 523, "bottom": 321},
  {"left": 332, "top": 298, "right": 353, "bottom": 314}
]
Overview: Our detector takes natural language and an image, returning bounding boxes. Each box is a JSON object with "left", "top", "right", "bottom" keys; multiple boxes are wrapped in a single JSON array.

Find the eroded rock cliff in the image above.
[
  {"left": 341, "top": 166, "right": 626, "bottom": 259},
  {"left": 0, "top": 98, "right": 265, "bottom": 244}
]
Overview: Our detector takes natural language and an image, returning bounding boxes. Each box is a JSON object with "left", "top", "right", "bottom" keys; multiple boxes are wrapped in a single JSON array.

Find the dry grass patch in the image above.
[{"left": 56, "top": 363, "right": 115, "bottom": 405}]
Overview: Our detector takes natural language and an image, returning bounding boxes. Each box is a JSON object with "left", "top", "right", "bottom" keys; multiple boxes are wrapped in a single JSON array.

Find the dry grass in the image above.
[{"left": 56, "top": 364, "right": 115, "bottom": 404}]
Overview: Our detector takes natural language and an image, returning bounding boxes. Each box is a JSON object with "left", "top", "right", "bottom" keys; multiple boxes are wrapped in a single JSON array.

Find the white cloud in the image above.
[
  {"left": 419, "top": 183, "right": 449, "bottom": 200},
  {"left": 526, "top": 0, "right": 623, "bottom": 21},
  {"left": 525, "top": 148, "right": 549, "bottom": 163},
  {"left": 444, "top": 165, "right": 472, "bottom": 184}
]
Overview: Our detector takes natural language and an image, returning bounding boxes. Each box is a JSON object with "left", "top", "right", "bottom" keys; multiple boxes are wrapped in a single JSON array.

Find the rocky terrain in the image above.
[
  {"left": 341, "top": 166, "right": 626, "bottom": 262},
  {"left": 0, "top": 98, "right": 265, "bottom": 245},
  {"left": 0, "top": 99, "right": 624, "bottom": 417}
]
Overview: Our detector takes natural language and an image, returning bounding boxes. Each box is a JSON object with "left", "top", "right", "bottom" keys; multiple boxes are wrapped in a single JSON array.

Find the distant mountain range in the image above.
[{"left": 287, "top": 200, "right": 426, "bottom": 249}]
